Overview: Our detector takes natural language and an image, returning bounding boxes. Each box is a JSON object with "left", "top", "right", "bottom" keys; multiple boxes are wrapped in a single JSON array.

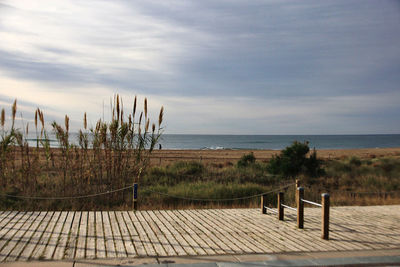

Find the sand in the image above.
[{"left": 149, "top": 147, "right": 400, "bottom": 166}]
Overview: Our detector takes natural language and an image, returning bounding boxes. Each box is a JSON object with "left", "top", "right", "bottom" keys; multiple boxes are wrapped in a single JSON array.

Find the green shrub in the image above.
[
  {"left": 237, "top": 152, "right": 256, "bottom": 168},
  {"left": 267, "top": 141, "right": 324, "bottom": 178}
]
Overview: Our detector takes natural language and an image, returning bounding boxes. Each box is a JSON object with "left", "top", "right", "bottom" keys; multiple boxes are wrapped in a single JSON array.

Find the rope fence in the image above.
[{"left": 262, "top": 180, "right": 330, "bottom": 240}]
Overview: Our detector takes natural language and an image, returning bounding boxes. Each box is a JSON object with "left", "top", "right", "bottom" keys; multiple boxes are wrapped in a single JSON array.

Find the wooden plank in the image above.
[
  {"left": 53, "top": 211, "right": 74, "bottom": 260},
  {"left": 121, "top": 212, "right": 146, "bottom": 257},
  {"left": 0, "top": 212, "right": 34, "bottom": 262},
  {"left": 0, "top": 211, "right": 13, "bottom": 229},
  {"left": 0, "top": 212, "right": 26, "bottom": 244},
  {"left": 95, "top": 211, "right": 106, "bottom": 259},
  {"left": 86, "top": 212, "right": 96, "bottom": 259},
  {"left": 183, "top": 210, "right": 244, "bottom": 254},
  {"left": 127, "top": 211, "right": 157, "bottom": 257},
  {"left": 19, "top": 212, "right": 54, "bottom": 261},
  {"left": 142, "top": 211, "right": 176, "bottom": 256},
  {"left": 42, "top": 212, "right": 68, "bottom": 260},
  {"left": 154, "top": 210, "right": 197, "bottom": 256},
  {"left": 164, "top": 210, "right": 207, "bottom": 256},
  {"left": 28, "top": 211, "right": 56, "bottom": 261},
  {"left": 134, "top": 211, "right": 166, "bottom": 256},
  {"left": 75, "top": 211, "right": 88, "bottom": 259},
  {"left": 2, "top": 212, "right": 41, "bottom": 262},
  {"left": 15, "top": 212, "right": 47, "bottom": 261},
  {"left": 175, "top": 210, "right": 227, "bottom": 254},
  {"left": 30, "top": 211, "right": 61, "bottom": 260},
  {"left": 147, "top": 211, "right": 186, "bottom": 256},
  {"left": 115, "top": 211, "right": 136, "bottom": 257},
  {"left": 108, "top": 211, "right": 127, "bottom": 258},
  {"left": 102, "top": 211, "right": 116, "bottom": 258},
  {"left": 64, "top": 211, "right": 81, "bottom": 259},
  {"left": 206, "top": 209, "right": 270, "bottom": 253}
]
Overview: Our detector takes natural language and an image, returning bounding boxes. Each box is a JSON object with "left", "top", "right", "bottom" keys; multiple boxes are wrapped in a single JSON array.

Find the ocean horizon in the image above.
[
  {"left": 158, "top": 134, "right": 400, "bottom": 150},
  {"left": 23, "top": 133, "right": 400, "bottom": 150}
]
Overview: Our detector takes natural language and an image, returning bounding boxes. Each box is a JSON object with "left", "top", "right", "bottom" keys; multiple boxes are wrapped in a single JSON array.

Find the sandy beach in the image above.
[{"left": 149, "top": 147, "right": 400, "bottom": 166}]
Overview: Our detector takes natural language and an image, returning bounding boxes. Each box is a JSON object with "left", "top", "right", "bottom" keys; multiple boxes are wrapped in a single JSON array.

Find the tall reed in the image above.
[{"left": 0, "top": 96, "right": 163, "bottom": 210}]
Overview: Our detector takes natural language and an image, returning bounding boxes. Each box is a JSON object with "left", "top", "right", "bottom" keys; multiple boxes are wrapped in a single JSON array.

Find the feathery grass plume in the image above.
[
  {"left": 120, "top": 99, "right": 124, "bottom": 124},
  {"left": 26, "top": 123, "right": 29, "bottom": 135},
  {"left": 133, "top": 95, "right": 137, "bottom": 116},
  {"left": 34, "top": 109, "right": 38, "bottom": 128},
  {"left": 65, "top": 115, "right": 69, "bottom": 132},
  {"left": 159, "top": 106, "right": 164, "bottom": 126},
  {"left": 144, "top": 98, "right": 148, "bottom": 119},
  {"left": 116, "top": 94, "right": 120, "bottom": 122},
  {"left": 128, "top": 115, "right": 132, "bottom": 129},
  {"left": 84, "top": 112, "right": 87, "bottom": 130},
  {"left": 11, "top": 99, "right": 17, "bottom": 128},
  {"left": 111, "top": 97, "right": 114, "bottom": 121},
  {"left": 152, "top": 123, "right": 155, "bottom": 133},
  {"left": 1, "top": 108, "right": 4, "bottom": 127},
  {"left": 145, "top": 119, "right": 149, "bottom": 132},
  {"left": 138, "top": 112, "right": 143, "bottom": 126}
]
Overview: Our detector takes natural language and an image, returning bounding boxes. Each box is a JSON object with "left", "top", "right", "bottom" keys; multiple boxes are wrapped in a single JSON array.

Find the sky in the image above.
[{"left": 0, "top": 0, "right": 399, "bottom": 134}]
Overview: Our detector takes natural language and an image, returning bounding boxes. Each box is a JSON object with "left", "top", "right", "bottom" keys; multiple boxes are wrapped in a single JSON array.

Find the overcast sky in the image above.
[{"left": 0, "top": 0, "right": 399, "bottom": 134}]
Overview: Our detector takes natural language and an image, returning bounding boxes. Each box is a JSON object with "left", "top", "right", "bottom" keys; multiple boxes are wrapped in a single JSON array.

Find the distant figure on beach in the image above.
[{"left": 159, "top": 144, "right": 162, "bottom": 150}]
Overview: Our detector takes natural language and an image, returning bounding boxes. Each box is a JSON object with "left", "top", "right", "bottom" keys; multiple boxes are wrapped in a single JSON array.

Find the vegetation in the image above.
[
  {"left": 0, "top": 100, "right": 399, "bottom": 210},
  {"left": 0, "top": 96, "right": 163, "bottom": 210},
  {"left": 267, "top": 141, "right": 324, "bottom": 178}
]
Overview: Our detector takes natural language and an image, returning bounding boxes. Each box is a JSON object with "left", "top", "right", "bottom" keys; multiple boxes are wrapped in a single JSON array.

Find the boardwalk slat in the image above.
[
  {"left": 154, "top": 210, "right": 197, "bottom": 256},
  {"left": 102, "top": 211, "right": 116, "bottom": 258},
  {"left": 75, "top": 211, "right": 88, "bottom": 259},
  {"left": 95, "top": 212, "right": 106, "bottom": 259},
  {"left": 115, "top": 211, "right": 136, "bottom": 257},
  {"left": 42, "top": 212, "right": 68, "bottom": 260},
  {"left": 121, "top": 212, "right": 146, "bottom": 257},
  {"left": 127, "top": 211, "right": 156, "bottom": 257},
  {"left": 86, "top": 212, "right": 96, "bottom": 259},
  {"left": 0, "top": 206, "right": 398, "bottom": 261},
  {"left": 21, "top": 212, "right": 54, "bottom": 261},
  {"left": 30, "top": 212, "right": 61, "bottom": 260},
  {"left": 108, "top": 212, "right": 127, "bottom": 258},
  {"left": 2, "top": 212, "right": 41, "bottom": 262},
  {"left": 64, "top": 212, "right": 81, "bottom": 259},
  {"left": 0, "top": 212, "right": 34, "bottom": 262},
  {"left": 16, "top": 212, "right": 47, "bottom": 261},
  {"left": 134, "top": 211, "right": 167, "bottom": 256},
  {"left": 53, "top": 211, "right": 74, "bottom": 260}
]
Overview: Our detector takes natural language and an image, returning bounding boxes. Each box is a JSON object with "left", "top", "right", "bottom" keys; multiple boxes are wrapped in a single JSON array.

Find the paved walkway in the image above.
[{"left": 0, "top": 205, "right": 399, "bottom": 263}]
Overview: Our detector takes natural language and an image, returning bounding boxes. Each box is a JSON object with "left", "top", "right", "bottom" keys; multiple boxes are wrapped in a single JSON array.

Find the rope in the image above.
[
  {"left": 144, "top": 182, "right": 295, "bottom": 202},
  {"left": 0, "top": 184, "right": 135, "bottom": 200},
  {"left": 0, "top": 182, "right": 296, "bottom": 201}
]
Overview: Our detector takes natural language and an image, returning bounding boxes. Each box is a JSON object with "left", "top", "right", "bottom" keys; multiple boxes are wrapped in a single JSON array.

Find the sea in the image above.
[{"left": 23, "top": 133, "right": 400, "bottom": 150}]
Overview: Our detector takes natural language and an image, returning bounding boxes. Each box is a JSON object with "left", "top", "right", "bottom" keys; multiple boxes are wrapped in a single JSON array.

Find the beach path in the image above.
[{"left": 0, "top": 205, "right": 398, "bottom": 262}]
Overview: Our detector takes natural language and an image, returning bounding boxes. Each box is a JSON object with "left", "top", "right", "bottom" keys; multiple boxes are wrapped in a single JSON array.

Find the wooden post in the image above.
[
  {"left": 321, "top": 193, "right": 330, "bottom": 240},
  {"left": 297, "top": 187, "right": 304, "bottom": 229},
  {"left": 133, "top": 183, "right": 138, "bottom": 211},
  {"left": 261, "top": 194, "right": 267, "bottom": 214},
  {"left": 278, "top": 192, "right": 284, "bottom": 220},
  {"left": 296, "top": 179, "right": 301, "bottom": 188}
]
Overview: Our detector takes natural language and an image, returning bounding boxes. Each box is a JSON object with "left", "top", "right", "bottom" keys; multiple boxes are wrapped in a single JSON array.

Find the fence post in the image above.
[
  {"left": 261, "top": 194, "right": 267, "bottom": 214},
  {"left": 133, "top": 183, "right": 138, "bottom": 211},
  {"left": 278, "top": 192, "right": 284, "bottom": 220},
  {"left": 321, "top": 193, "right": 330, "bottom": 240},
  {"left": 297, "top": 187, "right": 304, "bottom": 229}
]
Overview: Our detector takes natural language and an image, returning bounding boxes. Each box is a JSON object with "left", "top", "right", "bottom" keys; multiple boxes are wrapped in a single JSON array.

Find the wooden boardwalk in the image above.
[{"left": 0, "top": 205, "right": 399, "bottom": 262}]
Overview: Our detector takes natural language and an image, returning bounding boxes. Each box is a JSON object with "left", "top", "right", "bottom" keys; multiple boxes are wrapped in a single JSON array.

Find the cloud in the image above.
[{"left": 0, "top": 0, "right": 399, "bottom": 134}]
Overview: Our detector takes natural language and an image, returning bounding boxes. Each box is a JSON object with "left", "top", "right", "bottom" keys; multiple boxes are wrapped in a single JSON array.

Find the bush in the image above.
[
  {"left": 267, "top": 141, "right": 324, "bottom": 178},
  {"left": 237, "top": 152, "right": 256, "bottom": 168}
]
